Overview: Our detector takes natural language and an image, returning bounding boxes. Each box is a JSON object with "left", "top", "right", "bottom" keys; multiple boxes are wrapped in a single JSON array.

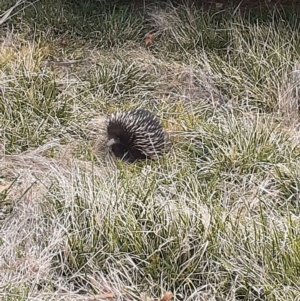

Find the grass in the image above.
[{"left": 1, "top": 0, "right": 300, "bottom": 300}]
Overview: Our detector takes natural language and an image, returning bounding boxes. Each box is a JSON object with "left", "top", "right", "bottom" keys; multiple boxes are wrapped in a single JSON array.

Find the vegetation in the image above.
[{"left": 1, "top": 0, "right": 300, "bottom": 300}]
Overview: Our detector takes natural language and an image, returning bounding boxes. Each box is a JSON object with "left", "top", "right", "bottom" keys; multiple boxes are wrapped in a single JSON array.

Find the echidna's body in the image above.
[{"left": 106, "top": 109, "right": 165, "bottom": 162}]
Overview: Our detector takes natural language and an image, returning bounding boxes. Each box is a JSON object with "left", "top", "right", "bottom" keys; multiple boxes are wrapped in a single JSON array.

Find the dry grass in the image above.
[{"left": 1, "top": 1, "right": 300, "bottom": 300}]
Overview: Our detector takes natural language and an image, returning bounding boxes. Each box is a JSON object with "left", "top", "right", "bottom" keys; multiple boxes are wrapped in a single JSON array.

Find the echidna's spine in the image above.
[{"left": 106, "top": 109, "right": 165, "bottom": 161}]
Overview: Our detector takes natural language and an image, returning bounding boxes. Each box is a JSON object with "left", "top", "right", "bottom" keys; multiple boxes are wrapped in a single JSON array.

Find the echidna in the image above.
[{"left": 106, "top": 109, "right": 166, "bottom": 162}]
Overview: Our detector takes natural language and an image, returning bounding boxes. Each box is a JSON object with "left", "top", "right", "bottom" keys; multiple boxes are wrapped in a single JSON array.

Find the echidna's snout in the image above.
[
  {"left": 107, "top": 138, "right": 117, "bottom": 147},
  {"left": 111, "top": 143, "right": 131, "bottom": 161},
  {"left": 107, "top": 138, "right": 131, "bottom": 161}
]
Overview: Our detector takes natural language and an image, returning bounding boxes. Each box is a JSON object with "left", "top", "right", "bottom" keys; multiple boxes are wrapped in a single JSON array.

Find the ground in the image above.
[{"left": 1, "top": 1, "right": 300, "bottom": 301}]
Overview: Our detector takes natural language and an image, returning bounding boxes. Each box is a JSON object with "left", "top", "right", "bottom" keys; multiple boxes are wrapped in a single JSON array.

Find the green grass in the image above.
[{"left": 1, "top": 1, "right": 300, "bottom": 300}]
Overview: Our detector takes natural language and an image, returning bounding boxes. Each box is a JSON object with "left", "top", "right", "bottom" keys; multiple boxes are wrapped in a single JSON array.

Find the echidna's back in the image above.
[{"left": 106, "top": 109, "right": 165, "bottom": 162}]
